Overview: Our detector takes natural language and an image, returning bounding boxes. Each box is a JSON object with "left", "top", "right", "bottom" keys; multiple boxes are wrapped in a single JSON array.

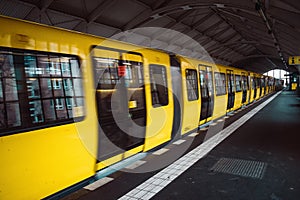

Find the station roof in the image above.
[{"left": 1, "top": 0, "right": 299, "bottom": 74}]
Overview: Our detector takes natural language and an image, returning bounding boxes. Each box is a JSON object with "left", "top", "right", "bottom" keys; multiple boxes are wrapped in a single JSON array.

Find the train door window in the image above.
[
  {"left": 94, "top": 57, "right": 119, "bottom": 88},
  {"left": 207, "top": 71, "right": 214, "bottom": 96},
  {"left": 251, "top": 77, "right": 255, "bottom": 89},
  {"left": 214, "top": 72, "right": 226, "bottom": 96},
  {"left": 199, "top": 71, "right": 208, "bottom": 98},
  {"left": 227, "top": 73, "right": 235, "bottom": 93},
  {"left": 261, "top": 78, "right": 265, "bottom": 87},
  {"left": 241, "top": 75, "right": 248, "bottom": 90},
  {"left": 149, "top": 65, "right": 168, "bottom": 107},
  {"left": 235, "top": 75, "right": 242, "bottom": 92},
  {"left": 186, "top": 69, "right": 199, "bottom": 101},
  {"left": 0, "top": 49, "right": 85, "bottom": 136},
  {"left": 124, "top": 63, "right": 144, "bottom": 88}
]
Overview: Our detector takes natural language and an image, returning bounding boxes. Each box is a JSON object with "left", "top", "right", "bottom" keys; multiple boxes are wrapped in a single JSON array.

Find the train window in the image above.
[
  {"left": 199, "top": 71, "right": 208, "bottom": 98},
  {"left": 186, "top": 69, "right": 199, "bottom": 101},
  {"left": 241, "top": 75, "right": 248, "bottom": 90},
  {"left": 93, "top": 57, "right": 144, "bottom": 89},
  {"left": 149, "top": 65, "right": 168, "bottom": 107},
  {"left": 261, "top": 78, "right": 265, "bottom": 87},
  {"left": 251, "top": 77, "right": 255, "bottom": 89},
  {"left": 214, "top": 72, "right": 226, "bottom": 96},
  {"left": 235, "top": 75, "right": 242, "bottom": 92},
  {"left": 0, "top": 53, "right": 21, "bottom": 128},
  {"left": 93, "top": 58, "right": 119, "bottom": 88},
  {"left": 0, "top": 49, "right": 84, "bottom": 136}
]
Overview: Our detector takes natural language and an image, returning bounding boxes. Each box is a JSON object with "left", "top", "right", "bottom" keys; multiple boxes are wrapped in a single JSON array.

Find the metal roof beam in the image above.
[
  {"left": 87, "top": 0, "right": 118, "bottom": 23},
  {"left": 39, "top": 0, "right": 54, "bottom": 12},
  {"left": 152, "top": 0, "right": 171, "bottom": 10},
  {"left": 199, "top": 20, "right": 224, "bottom": 35},
  {"left": 211, "top": 7, "right": 264, "bottom": 56},
  {"left": 160, "top": 15, "right": 246, "bottom": 57},
  {"left": 182, "top": 11, "right": 215, "bottom": 35}
]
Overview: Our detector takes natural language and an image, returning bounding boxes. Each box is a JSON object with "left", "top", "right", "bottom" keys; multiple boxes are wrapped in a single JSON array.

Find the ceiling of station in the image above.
[{"left": 1, "top": 0, "right": 299, "bottom": 73}]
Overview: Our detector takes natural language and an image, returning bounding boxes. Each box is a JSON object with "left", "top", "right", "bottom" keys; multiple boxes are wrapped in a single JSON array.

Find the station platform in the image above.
[{"left": 63, "top": 90, "right": 300, "bottom": 200}]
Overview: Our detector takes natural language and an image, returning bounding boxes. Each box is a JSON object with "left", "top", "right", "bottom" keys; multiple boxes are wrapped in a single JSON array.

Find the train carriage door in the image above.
[
  {"left": 241, "top": 72, "right": 248, "bottom": 104},
  {"left": 170, "top": 56, "right": 183, "bottom": 140},
  {"left": 259, "top": 78, "right": 263, "bottom": 97},
  {"left": 226, "top": 70, "right": 235, "bottom": 110},
  {"left": 199, "top": 65, "right": 214, "bottom": 122},
  {"left": 253, "top": 77, "right": 257, "bottom": 99},
  {"left": 248, "top": 74, "right": 252, "bottom": 102},
  {"left": 92, "top": 47, "right": 146, "bottom": 162}
]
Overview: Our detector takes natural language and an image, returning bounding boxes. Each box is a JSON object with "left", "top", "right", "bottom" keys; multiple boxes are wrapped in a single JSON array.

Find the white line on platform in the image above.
[
  {"left": 125, "top": 160, "right": 147, "bottom": 170},
  {"left": 188, "top": 132, "right": 199, "bottom": 137},
  {"left": 152, "top": 148, "right": 169, "bottom": 155},
  {"left": 172, "top": 139, "right": 186, "bottom": 145},
  {"left": 84, "top": 177, "right": 114, "bottom": 191},
  {"left": 118, "top": 91, "right": 281, "bottom": 200}
]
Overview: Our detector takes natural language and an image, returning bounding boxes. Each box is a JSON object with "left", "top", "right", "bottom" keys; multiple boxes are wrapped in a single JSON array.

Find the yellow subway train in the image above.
[{"left": 0, "top": 15, "right": 277, "bottom": 199}]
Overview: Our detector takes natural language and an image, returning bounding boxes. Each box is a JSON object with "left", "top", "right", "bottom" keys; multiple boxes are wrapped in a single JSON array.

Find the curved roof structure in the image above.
[{"left": 1, "top": 0, "right": 299, "bottom": 73}]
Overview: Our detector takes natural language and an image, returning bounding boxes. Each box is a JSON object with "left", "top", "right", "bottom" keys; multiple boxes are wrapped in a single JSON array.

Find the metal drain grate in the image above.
[{"left": 210, "top": 158, "right": 267, "bottom": 179}]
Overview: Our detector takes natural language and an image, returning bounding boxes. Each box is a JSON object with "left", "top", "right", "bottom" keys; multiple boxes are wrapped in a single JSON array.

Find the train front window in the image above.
[{"left": 0, "top": 49, "right": 85, "bottom": 136}]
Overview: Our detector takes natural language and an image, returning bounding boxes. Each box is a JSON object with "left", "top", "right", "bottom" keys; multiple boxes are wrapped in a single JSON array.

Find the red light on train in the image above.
[{"left": 118, "top": 65, "right": 126, "bottom": 77}]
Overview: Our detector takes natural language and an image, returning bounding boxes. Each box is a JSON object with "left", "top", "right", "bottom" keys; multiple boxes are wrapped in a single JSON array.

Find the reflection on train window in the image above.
[
  {"left": 149, "top": 65, "right": 168, "bottom": 107},
  {"left": 261, "top": 78, "right": 265, "bottom": 87},
  {"left": 94, "top": 58, "right": 119, "bottom": 88},
  {"left": 186, "top": 69, "right": 199, "bottom": 101},
  {"left": 241, "top": 75, "right": 248, "bottom": 90},
  {"left": 93, "top": 57, "right": 144, "bottom": 89},
  {"left": 0, "top": 49, "right": 84, "bottom": 136},
  {"left": 252, "top": 77, "right": 257, "bottom": 89},
  {"left": 199, "top": 72, "right": 207, "bottom": 98},
  {"left": 251, "top": 77, "right": 255, "bottom": 89},
  {"left": 214, "top": 72, "right": 226, "bottom": 96},
  {"left": 124, "top": 63, "right": 144, "bottom": 88},
  {"left": 227, "top": 73, "right": 235, "bottom": 93},
  {"left": 235, "top": 75, "right": 242, "bottom": 92}
]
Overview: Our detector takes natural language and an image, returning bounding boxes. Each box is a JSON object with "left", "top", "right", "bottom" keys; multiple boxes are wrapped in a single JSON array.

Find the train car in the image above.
[
  {"left": 0, "top": 16, "right": 97, "bottom": 199},
  {"left": 0, "top": 15, "right": 176, "bottom": 199},
  {"left": 0, "top": 15, "right": 277, "bottom": 199}
]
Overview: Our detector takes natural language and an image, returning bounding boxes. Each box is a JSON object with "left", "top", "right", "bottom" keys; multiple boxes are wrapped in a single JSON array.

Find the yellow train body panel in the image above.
[
  {"left": 178, "top": 57, "right": 201, "bottom": 134},
  {"left": 141, "top": 49, "right": 174, "bottom": 151}
]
